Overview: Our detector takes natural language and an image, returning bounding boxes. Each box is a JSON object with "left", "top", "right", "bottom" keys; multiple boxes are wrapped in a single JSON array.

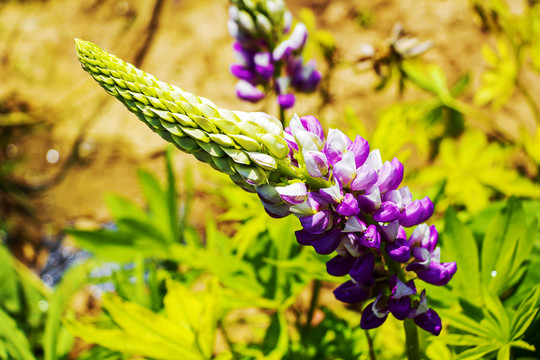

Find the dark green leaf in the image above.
[{"left": 442, "top": 207, "right": 481, "bottom": 304}]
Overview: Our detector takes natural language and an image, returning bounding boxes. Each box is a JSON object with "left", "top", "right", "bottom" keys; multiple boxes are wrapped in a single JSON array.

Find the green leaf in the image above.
[
  {"left": 0, "top": 308, "right": 36, "bottom": 360},
  {"left": 66, "top": 292, "right": 202, "bottom": 360},
  {"left": 137, "top": 169, "right": 175, "bottom": 244},
  {"left": 438, "top": 310, "right": 493, "bottom": 338},
  {"left": 104, "top": 193, "right": 148, "bottom": 224},
  {"left": 510, "top": 284, "right": 540, "bottom": 340},
  {"left": 454, "top": 342, "right": 499, "bottom": 360},
  {"left": 44, "top": 263, "right": 90, "bottom": 360},
  {"left": 483, "top": 290, "right": 510, "bottom": 340},
  {"left": 441, "top": 334, "right": 490, "bottom": 346},
  {"left": 68, "top": 228, "right": 168, "bottom": 262},
  {"left": 165, "top": 146, "right": 180, "bottom": 243},
  {"left": 496, "top": 345, "right": 510, "bottom": 360},
  {"left": 481, "top": 197, "right": 527, "bottom": 295},
  {"left": 442, "top": 207, "right": 481, "bottom": 304}
]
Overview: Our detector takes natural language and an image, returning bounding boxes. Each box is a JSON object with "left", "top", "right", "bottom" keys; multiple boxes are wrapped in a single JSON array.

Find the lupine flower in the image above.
[
  {"left": 76, "top": 40, "right": 456, "bottom": 336},
  {"left": 274, "top": 113, "right": 456, "bottom": 335},
  {"left": 228, "top": 0, "right": 321, "bottom": 109}
]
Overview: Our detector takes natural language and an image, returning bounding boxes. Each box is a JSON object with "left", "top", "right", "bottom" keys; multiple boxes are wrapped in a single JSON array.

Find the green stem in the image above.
[
  {"left": 516, "top": 80, "right": 540, "bottom": 124},
  {"left": 279, "top": 105, "right": 286, "bottom": 127},
  {"left": 404, "top": 318, "right": 420, "bottom": 360},
  {"left": 304, "top": 280, "right": 322, "bottom": 335},
  {"left": 276, "top": 160, "right": 332, "bottom": 189},
  {"left": 380, "top": 243, "right": 420, "bottom": 360},
  {"left": 365, "top": 329, "right": 377, "bottom": 360}
]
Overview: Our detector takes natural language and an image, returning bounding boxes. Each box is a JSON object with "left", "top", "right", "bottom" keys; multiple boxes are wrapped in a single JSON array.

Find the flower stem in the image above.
[
  {"left": 304, "top": 279, "right": 322, "bottom": 334},
  {"left": 404, "top": 318, "right": 420, "bottom": 360},
  {"left": 279, "top": 104, "right": 287, "bottom": 126},
  {"left": 365, "top": 329, "right": 377, "bottom": 360}
]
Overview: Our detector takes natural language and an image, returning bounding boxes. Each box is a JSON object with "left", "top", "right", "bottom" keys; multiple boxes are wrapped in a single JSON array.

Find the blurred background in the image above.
[{"left": 1, "top": 0, "right": 539, "bottom": 359}]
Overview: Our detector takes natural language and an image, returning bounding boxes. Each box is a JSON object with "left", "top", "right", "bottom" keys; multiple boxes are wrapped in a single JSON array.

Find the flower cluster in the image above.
[
  {"left": 228, "top": 0, "right": 321, "bottom": 109},
  {"left": 261, "top": 114, "right": 457, "bottom": 335}
]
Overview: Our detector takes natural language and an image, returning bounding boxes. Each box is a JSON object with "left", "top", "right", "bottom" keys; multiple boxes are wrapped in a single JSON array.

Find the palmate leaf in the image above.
[
  {"left": 474, "top": 38, "right": 517, "bottom": 110},
  {"left": 440, "top": 285, "right": 539, "bottom": 359},
  {"left": 481, "top": 198, "right": 532, "bottom": 295},
  {"left": 66, "top": 278, "right": 221, "bottom": 360}
]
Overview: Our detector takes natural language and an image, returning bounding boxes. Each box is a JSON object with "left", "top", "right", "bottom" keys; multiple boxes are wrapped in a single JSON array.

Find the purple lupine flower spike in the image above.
[
  {"left": 265, "top": 111, "right": 455, "bottom": 335},
  {"left": 229, "top": 2, "right": 320, "bottom": 109}
]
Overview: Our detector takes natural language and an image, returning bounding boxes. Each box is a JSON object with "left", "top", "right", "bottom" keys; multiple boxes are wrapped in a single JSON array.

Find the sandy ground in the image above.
[{"left": 0, "top": 0, "right": 538, "bottom": 264}]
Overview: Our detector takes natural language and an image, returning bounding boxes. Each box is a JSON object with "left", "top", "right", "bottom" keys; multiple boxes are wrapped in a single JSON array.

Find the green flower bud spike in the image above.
[{"left": 75, "top": 39, "right": 329, "bottom": 190}]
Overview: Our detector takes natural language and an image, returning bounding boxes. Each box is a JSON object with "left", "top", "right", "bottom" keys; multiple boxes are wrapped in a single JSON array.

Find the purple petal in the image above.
[
  {"left": 390, "top": 276, "right": 417, "bottom": 298},
  {"left": 284, "top": 129, "right": 298, "bottom": 152},
  {"left": 349, "top": 252, "right": 376, "bottom": 284},
  {"left": 323, "top": 128, "right": 352, "bottom": 166},
  {"left": 277, "top": 93, "right": 295, "bottom": 109},
  {"left": 341, "top": 232, "right": 362, "bottom": 257},
  {"left": 389, "top": 158, "right": 404, "bottom": 190},
  {"left": 358, "top": 225, "right": 381, "bottom": 249},
  {"left": 319, "top": 182, "right": 344, "bottom": 204},
  {"left": 290, "top": 192, "right": 328, "bottom": 216},
  {"left": 357, "top": 186, "right": 381, "bottom": 213},
  {"left": 230, "top": 64, "right": 257, "bottom": 82},
  {"left": 326, "top": 255, "right": 356, "bottom": 277},
  {"left": 376, "top": 159, "right": 403, "bottom": 194},
  {"left": 425, "top": 225, "right": 438, "bottom": 253},
  {"left": 335, "top": 193, "right": 360, "bottom": 216},
  {"left": 303, "top": 150, "right": 328, "bottom": 177},
  {"left": 360, "top": 301, "right": 388, "bottom": 329},
  {"left": 333, "top": 151, "right": 357, "bottom": 186},
  {"left": 312, "top": 227, "right": 342, "bottom": 255},
  {"left": 295, "top": 229, "right": 320, "bottom": 246},
  {"left": 253, "top": 52, "right": 274, "bottom": 80},
  {"left": 414, "top": 262, "right": 457, "bottom": 286},
  {"left": 299, "top": 209, "right": 332, "bottom": 234},
  {"left": 291, "top": 60, "right": 321, "bottom": 92},
  {"left": 232, "top": 41, "right": 255, "bottom": 67},
  {"left": 419, "top": 196, "right": 434, "bottom": 222},
  {"left": 388, "top": 297, "right": 412, "bottom": 321},
  {"left": 350, "top": 165, "right": 378, "bottom": 191},
  {"left": 343, "top": 216, "right": 367, "bottom": 233},
  {"left": 235, "top": 80, "right": 265, "bottom": 102},
  {"left": 414, "top": 309, "right": 442, "bottom": 336},
  {"left": 300, "top": 115, "right": 324, "bottom": 143},
  {"left": 348, "top": 135, "right": 370, "bottom": 168},
  {"left": 386, "top": 238, "right": 411, "bottom": 263},
  {"left": 288, "top": 22, "right": 308, "bottom": 51},
  {"left": 378, "top": 220, "right": 399, "bottom": 242},
  {"left": 364, "top": 149, "right": 383, "bottom": 171},
  {"left": 372, "top": 201, "right": 400, "bottom": 222},
  {"left": 399, "top": 200, "right": 425, "bottom": 227},
  {"left": 275, "top": 182, "right": 307, "bottom": 205},
  {"left": 334, "top": 280, "right": 371, "bottom": 304}
]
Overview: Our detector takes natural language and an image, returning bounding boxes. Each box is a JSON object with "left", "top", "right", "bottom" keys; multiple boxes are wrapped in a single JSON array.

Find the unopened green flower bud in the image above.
[{"left": 75, "top": 39, "right": 299, "bottom": 190}]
